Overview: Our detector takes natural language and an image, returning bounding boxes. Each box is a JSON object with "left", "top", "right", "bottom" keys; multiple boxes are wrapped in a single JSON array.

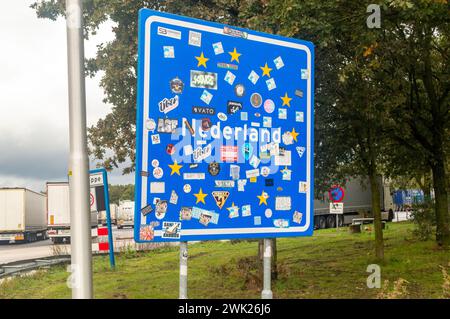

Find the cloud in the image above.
[{"left": 0, "top": 2, "right": 131, "bottom": 190}]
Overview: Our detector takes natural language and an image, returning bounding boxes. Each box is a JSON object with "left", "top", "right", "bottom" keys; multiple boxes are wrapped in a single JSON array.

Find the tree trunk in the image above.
[{"left": 431, "top": 161, "right": 450, "bottom": 247}]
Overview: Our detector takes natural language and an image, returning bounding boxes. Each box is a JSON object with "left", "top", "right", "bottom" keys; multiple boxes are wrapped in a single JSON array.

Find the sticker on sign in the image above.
[
  {"left": 90, "top": 173, "right": 104, "bottom": 187},
  {"left": 329, "top": 202, "right": 344, "bottom": 214}
]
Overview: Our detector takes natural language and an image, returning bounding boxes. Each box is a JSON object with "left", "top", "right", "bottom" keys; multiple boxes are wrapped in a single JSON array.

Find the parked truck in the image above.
[
  {"left": 0, "top": 188, "right": 47, "bottom": 243},
  {"left": 313, "top": 177, "right": 394, "bottom": 229},
  {"left": 46, "top": 182, "right": 98, "bottom": 244},
  {"left": 98, "top": 203, "right": 118, "bottom": 226},
  {"left": 117, "top": 200, "right": 134, "bottom": 229}
]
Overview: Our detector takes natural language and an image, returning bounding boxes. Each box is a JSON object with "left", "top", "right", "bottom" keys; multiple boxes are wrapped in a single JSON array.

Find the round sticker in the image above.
[
  {"left": 151, "top": 159, "right": 159, "bottom": 168},
  {"left": 145, "top": 118, "right": 156, "bottom": 131},
  {"left": 170, "top": 77, "right": 184, "bottom": 94},
  {"left": 235, "top": 84, "right": 245, "bottom": 97},
  {"left": 250, "top": 93, "right": 262, "bottom": 108},
  {"left": 265, "top": 208, "right": 273, "bottom": 218},
  {"left": 217, "top": 112, "right": 228, "bottom": 121},
  {"left": 166, "top": 144, "right": 175, "bottom": 155},
  {"left": 254, "top": 112, "right": 261, "bottom": 117},
  {"left": 183, "top": 184, "right": 191, "bottom": 193},
  {"left": 208, "top": 161, "right": 220, "bottom": 176},
  {"left": 202, "top": 118, "right": 212, "bottom": 131},
  {"left": 261, "top": 166, "right": 270, "bottom": 177},
  {"left": 263, "top": 99, "right": 275, "bottom": 114},
  {"left": 153, "top": 167, "right": 163, "bottom": 179}
]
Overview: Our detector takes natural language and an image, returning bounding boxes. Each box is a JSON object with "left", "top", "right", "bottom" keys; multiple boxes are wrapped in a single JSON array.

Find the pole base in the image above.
[{"left": 261, "top": 289, "right": 273, "bottom": 299}]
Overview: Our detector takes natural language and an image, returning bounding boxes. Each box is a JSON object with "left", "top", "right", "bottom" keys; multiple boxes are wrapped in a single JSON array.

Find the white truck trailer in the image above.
[
  {"left": 313, "top": 177, "right": 394, "bottom": 229},
  {"left": 98, "top": 203, "right": 118, "bottom": 226},
  {"left": 46, "top": 182, "right": 98, "bottom": 244},
  {"left": 117, "top": 200, "right": 134, "bottom": 229},
  {"left": 0, "top": 188, "right": 47, "bottom": 243}
]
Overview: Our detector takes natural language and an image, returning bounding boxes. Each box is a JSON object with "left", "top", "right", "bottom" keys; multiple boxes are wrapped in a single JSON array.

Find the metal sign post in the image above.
[
  {"left": 90, "top": 169, "right": 116, "bottom": 269},
  {"left": 261, "top": 239, "right": 273, "bottom": 299},
  {"left": 179, "top": 241, "right": 188, "bottom": 299},
  {"left": 66, "top": 0, "right": 93, "bottom": 299}
]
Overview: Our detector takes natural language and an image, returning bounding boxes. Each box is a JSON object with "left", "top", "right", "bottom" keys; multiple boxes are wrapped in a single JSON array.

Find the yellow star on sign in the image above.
[
  {"left": 257, "top": 191, "right": 269, "bottom": 206},
  {"left": 228, "top": 48, "right": 241, "bottom": 63},
  {"left": 281, "top": 92, "right": 293, "bottom": 107},
  {"left": 260, "top": 63, "right": 272, "bottom": 77},
  {"left": 168, "top": 161, "right": 183, "bottom": 176},
  {"left": 290, "top": 128, "right": 299, "bottom": 142},
  {"left": 194, "top": 188, "right": 208, "bottom": 204},
  {"left": 195, "top": 52, "right": 209, "bottom": 68}
]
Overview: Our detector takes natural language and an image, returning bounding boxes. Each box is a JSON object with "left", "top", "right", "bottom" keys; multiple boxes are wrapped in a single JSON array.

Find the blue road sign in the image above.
[{"left": 134, "top": 9, "right": 314, "bottom": 242}]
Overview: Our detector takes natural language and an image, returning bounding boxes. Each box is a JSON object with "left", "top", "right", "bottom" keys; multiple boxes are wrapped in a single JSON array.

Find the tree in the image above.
[
  {"left": 372, "top": 0, "right": 450, "bottom": 246},
  {"left": 32, "top": 0, "right": 448, "bottom": 249},
  {"left": 108, "top": 184, "right": 134, "bottom": 204}
]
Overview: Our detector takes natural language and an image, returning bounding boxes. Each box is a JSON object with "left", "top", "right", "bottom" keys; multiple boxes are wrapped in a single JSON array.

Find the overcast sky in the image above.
[{"left": 0, "top": 1, "right": 134, "bottom": 192}]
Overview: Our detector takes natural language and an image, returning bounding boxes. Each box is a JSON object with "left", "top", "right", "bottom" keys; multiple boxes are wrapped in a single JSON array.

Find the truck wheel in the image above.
[
  {"left": 319, "top": 216, "right": 327, "bottom": 229},
  {"left": 314, "top": 216, "right": 321, "bottom": 229},
  {"left": 338, "top": 215, "right": 344, "bottom": 227},
  {"left": 326, "top": 215, "right": 336, "bottom": 228}
]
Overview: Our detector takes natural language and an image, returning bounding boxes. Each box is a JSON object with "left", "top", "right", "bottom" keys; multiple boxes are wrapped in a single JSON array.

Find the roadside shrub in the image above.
[{"left": 410, "top": 201, "right": 435, "bottom": 241}]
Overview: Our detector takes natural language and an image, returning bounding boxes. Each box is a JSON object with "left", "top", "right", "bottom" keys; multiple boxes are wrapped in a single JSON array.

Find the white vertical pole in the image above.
[
  {"left": 66, "top": 0, "right": 92, "bottom": 299},
  {"left": 179, "top": 241, "right": 188, "bottom": 299},
  {"left": 261, "top": 238, "right": 273, "bottom": 299}
]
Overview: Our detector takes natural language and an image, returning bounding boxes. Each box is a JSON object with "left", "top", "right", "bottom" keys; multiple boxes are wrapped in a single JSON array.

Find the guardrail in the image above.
[{"left": 0, "top": 257, "right": 70, "bottom": 280}]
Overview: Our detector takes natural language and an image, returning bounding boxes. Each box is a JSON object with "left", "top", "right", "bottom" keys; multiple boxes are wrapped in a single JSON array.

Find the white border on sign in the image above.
[{"left": 141, "top": 15, "right": 312, "bottom": 237}]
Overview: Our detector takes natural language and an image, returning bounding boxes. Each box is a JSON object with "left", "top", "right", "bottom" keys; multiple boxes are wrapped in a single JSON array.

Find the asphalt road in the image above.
[
  {"left": 0, "top": 226, "right": 135, "bottom": 265},
  {"left": 0, "top": 212, "right": 412, "bottom": 265}
]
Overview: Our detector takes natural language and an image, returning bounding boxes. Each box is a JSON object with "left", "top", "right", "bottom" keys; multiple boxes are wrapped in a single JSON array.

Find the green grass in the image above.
[{"left": 0, "top": 222, "right": 448, "bottom": 299}]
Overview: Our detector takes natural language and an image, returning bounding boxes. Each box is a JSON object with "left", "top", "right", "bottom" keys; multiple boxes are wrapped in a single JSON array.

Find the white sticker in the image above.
[
  {"left": 278, "top": 108, "right": 287, "bottom": 119},
  {"left": 242, "top": 205, "right": 251, "bottom": 217},
  {"left": 183, "top": 184, "right": 192, "bottom": 193},
  {"left": 275, "top": 196, "right": 292, "bottom": 211},
  {"left": 188, "top": 30, "right": 201, "bottom": 47},
  {"left": 266, "top": 78, "right": 276, "bottom": 91},
  {"left": 263, "top": 117, "right": 272, "bottom": 128},
  {"left": 260, "top": 166, "right": 270, "bottom": 177},
  {"left": 200, "top": 90, "right": 213, "bottom": 105},
  {"left": 180, "top": 265, "right": 188, "bottom": 276},
  {"left": 157, "top": 26, "right": 181, "bottom": 39},
  {"left": 170, "top": 190, "right": 179, "bottom": 205},
  {"left": 151, "top": 134, "right": 161, "bottom": 145},
  {"left": 184, "top": 145, "right": 193, "bottom": 156},
  {"left": 249, "top": 155, "right": 261, "bottom": 169},
  {"left": 163, "top": 46, "right": 175, "bottom": 58},
  {"left": 264, "top": 245, "right": 272, "bottom": 257},
  {"left": 275, "top": 151, "right": 292, "bottom": 166},
  {"left": 251, "top": 122, "right": 260, "bottom": 127},
  {"left": 273, "top": 56, "right": 284, "bottom": 69},
  {"left": 299, "top": 181, "right": 308, "bottom": 193},
  {"left": 183, "top": 173, "right": 206, "bottom": 180},
  {"left": 151, "top": 159, "right": 159, "bottom": 167},
  {"left": 150, "top": 182, "right": 165, "bottom": 193},
  {"left": 237, "top": 179, "right": 247, "bottom": 191},
  {"left": 296, "top": 111, "right": 304, "bottom": 122},
  {"left": 245, "top": 169, "right": 260, "bottom": 179},
  {"left": 282, "top": 132, "right": 294, "bottom": 145},
  {"left": 301, "top": 69, "right": 309, "bottom": 79},
  {"left": 153, "top": 167, "right": 163, "bottom": 179},
  {"left": 224, "top": 71, "right": 236, "bottom": 85},
  {"left": 265, "top": 208, "right": 273, "bottom": 218},
  {"left": 248, "top": 70, "right": 260, "bottom": 84},
  {"left": 240, "top": 112, "right": 248, "bottom": 121},
  {"left": 212, "top": 42, "right": 224, "bottom": 55}
]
